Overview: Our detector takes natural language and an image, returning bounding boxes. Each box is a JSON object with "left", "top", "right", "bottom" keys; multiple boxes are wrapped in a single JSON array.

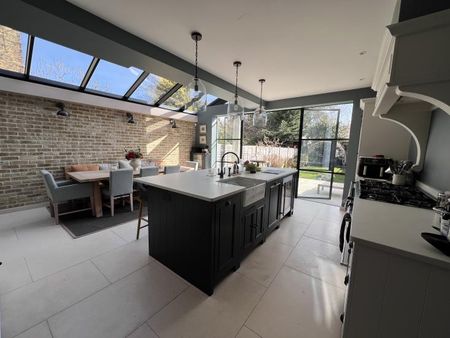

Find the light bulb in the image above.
[
  {"left": 253, "top": 106, "right": 267, "bottom": 127},
  {"left": 227, "top": 101, "right": 244, "bottom": 120},
  {"left": 185, "top": 78, "right": 207, "bottom": 113}
]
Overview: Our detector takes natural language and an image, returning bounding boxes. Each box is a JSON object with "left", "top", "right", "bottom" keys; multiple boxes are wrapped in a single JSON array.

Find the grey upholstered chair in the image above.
[
  {"left": 163, "top": 165, "right": 180, "bottom": 174},
  {"left": 185, "top": 161, "right": 199, "bottom": 171},
  {"left": 102, "top": 168, "right": 134, "bottom": 216},
  {"left": 140, "top": 166, "right": 159, "bottom": 177},
  {"left": 40, "top": 170, "right": 93, "bottom": 224}
]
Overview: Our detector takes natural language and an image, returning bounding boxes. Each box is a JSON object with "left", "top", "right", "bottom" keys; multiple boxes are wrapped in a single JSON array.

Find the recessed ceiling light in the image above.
[{"left": 359, "top": 50, "right": 367, "bottom": 55}]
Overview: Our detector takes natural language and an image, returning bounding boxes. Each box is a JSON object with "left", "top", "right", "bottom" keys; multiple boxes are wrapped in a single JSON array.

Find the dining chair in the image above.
[
  {"left": 163, "top": 165, "right": 181, "bottom": 174},
  {"left": 40, "top": 170, "right": 93, "bottom": 224},
  {"left": 102, "top": 169, "right": 134, "bottom": 216},
  {"left": 140, "top": 166, "right": 159, "bottom": 177},
  {"left": 185, "top": 161, "right": 199, "bottom": 171}
]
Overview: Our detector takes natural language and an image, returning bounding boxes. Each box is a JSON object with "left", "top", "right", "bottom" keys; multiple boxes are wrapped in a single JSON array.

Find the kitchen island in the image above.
[{"left": 135, "top": 168, "right": 297, "bottom": 295}]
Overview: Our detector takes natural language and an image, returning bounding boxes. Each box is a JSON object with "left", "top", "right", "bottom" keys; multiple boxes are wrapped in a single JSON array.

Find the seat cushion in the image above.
[
  {"left": 71, "top": 164, "right": 100, "bottom": 172},
  {"left": 118, "top": 160, "right": 132, "bottom": 169},
  {"left": 99, "top": 163, "right": 111, "bottom": 171}
]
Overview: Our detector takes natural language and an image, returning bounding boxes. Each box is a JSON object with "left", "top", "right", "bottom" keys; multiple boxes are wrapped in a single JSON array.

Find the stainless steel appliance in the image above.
[
  {"left": 357, "top": 156, "right": 391, "bottom": 179},
  {"left": 339, "top": 181, "right": 355, "bottom": 266}
]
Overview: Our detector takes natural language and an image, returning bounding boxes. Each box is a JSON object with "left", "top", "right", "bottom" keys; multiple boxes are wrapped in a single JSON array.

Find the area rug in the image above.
[{"left": 58, "top": 205, "right": 146, "bottom": 238}]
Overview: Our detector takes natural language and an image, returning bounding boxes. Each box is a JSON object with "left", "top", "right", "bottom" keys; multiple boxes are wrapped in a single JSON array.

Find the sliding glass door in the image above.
[{"left": 297, "top": 103, "right": 352, "bottom": 203}]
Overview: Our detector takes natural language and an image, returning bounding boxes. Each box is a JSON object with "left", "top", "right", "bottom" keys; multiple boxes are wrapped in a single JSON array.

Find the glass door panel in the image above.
[{"left": 297, "top": 103, "right": 353, "bottom": 203}]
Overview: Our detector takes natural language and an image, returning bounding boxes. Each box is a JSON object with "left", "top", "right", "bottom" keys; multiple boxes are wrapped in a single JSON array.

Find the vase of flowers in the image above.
[{"left": 125, "top": 147, "right": 143, "bottom": 170}]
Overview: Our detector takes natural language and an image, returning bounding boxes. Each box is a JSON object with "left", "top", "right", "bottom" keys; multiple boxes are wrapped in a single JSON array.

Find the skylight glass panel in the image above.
[
  {"left": 0, "top": 25, "right": 28, "bottom": 74},
  {"left": 161, "top": 87, "right": 219, "bottom": 112},
  {"left": 206, "top": 94, "right": 218, "bottom": 104},
  {"left": 129, "top": 73, "right": 176, "bottom": 104},
  {"left": 30, "top": 37, "right": 92, "bottom": 86},
  {"left": 160, "top": 86, "right": 188, "bottom": 110},
  {"left": 86, "top": 60, "right": 143, "bottom": 96}
]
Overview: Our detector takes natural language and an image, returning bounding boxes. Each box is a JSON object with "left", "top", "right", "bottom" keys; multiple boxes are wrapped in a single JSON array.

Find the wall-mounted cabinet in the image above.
[
  {"left": 369, "top": 9, "right": 450, "bottom": 170},
  {"left": 372, "top": 9, "right": 450, "bottom": 117}
]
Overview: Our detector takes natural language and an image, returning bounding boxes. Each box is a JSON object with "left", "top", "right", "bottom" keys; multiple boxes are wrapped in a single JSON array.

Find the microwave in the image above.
[{"left": 357, "top": 156, "right": 391, "bottom": 179}]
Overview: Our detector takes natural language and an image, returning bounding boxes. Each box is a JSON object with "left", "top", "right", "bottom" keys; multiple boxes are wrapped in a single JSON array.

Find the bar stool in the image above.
[
  {"left": 135, "top": 183, "right": 148, "bottom": 240},
  {"left": 135, "top": 166, "right": 158, "bottom": 239}
]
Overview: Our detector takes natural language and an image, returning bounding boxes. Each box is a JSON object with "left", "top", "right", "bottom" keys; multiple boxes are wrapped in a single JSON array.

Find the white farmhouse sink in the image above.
[{"left": 219, "top": 177, "right": 266, "bottom": 207}]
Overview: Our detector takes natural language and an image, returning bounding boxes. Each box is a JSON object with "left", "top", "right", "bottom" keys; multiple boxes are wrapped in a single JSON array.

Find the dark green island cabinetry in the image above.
[{"left": 139, "top": 170, "right": 297, "bottom": 295}]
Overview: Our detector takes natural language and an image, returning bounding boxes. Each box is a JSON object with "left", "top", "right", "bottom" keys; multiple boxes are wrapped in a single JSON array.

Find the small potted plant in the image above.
[
  {"left": 244, "top": 161, "right": 258, "bottom": 174},
  {"left": 125, "top": 147, "right": 143, "bottom": 170}
]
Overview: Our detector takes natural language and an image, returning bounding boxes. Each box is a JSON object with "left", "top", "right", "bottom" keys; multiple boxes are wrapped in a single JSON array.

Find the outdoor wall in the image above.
[
  {"left": 0, "top": 90, "right": 195, "bottom": 210},
  {"left": 0, "top": 25, "right": 24, "bottom": 72}
]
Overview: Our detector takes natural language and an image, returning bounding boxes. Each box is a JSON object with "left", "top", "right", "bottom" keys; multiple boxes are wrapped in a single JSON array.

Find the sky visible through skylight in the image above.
[
  {"left": 30, "top": 38, "right": 92, "bottom": 86},
  {"left": 86, "top": 60, "right": 143, "bottom": 96}
]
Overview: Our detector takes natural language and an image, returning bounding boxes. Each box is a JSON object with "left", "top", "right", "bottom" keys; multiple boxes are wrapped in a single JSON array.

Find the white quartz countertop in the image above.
[
  {"left": 351, "top": 197, "right": 450, "bottom": 269},
  {"left": 134, "top": 168, "right": 297, "bottom": 202}
]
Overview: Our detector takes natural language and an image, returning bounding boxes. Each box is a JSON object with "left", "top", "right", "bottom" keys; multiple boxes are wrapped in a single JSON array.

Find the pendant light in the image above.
[
  {"left": 253, "top": 79, "right": 268, "bottom": 127},
  {"left": 185, "top": 32, "right": 207, "bottom": 113},
  {"left": 227, "top": 61, "right": 244, "bottom": 121}
]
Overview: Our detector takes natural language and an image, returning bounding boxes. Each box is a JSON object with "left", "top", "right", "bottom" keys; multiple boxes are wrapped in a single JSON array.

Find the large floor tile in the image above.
[
  {"left": 305, "top": 217, "right": 341, "bottom": 246},
  {"left": 0, "top": 228, "right": 19, "bottom": 258},
  {"left": 0, "top": 261, "right": 108, "bottom": 338},
  {"left": 0, "top": 256, "right": 32, "bottom": 295},
  {"left": 0, "top": 207, "right": 49, "bottom": 230},
  {"left": 239, "top": 239, "right": 292, "bottom": 287},
  {"left": 236, "top": 326, "right": 261, "bottom": 338},
  {"left": 14, "top": 321, "right": 53, "bottom": 338},
  {"left": 110, "top": 220, "right": 147, "bottom": 243},
  {"left": 285, "top": 237, "right": 346, "bottom": 288},
  {"left": 127, "top": 323, "right": 158, "bottom": 338},
  {"left": 266, "top": 216, "right": 310, "bottom": 247},
  {"left": 25, "top": 230, "right": 126, "bottom": 280},
  {"left": 91, "top": 237, "right": 153, "bottom": 283},
  {"left": 246, "top": 266, "right": 344, "bottom": 338},
  {"left": 149, "top": 272, "right": 266, "bottom": 338},
  {"left": 48, "top": 261, "right": 187, "bottom": 338},
  {"left": 315, "top": 205, "right": 345, "bottom": 222},
  {"left": 15, "top": 219, "right": 72, "bottom": 244}
]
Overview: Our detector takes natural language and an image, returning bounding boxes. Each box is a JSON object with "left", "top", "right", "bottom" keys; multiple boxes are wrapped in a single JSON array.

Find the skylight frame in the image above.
[{"left": 0, "top": 25, "right": 227, "bottom": 116}]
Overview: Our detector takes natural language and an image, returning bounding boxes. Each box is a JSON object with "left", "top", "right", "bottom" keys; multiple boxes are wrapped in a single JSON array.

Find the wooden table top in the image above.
[
  {"left": 68, "top": 170, "right": 140, "bottom": 183},
  {"left": 68, "top": 167, "right": 194, "bottom": 183}
]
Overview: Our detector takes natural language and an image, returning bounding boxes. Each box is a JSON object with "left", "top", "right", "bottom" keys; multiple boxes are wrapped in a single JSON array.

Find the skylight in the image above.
[
  {"left": 129, "top": 73, "right": 176, "bottom": 104},
  {"left": 159, "top": 86, "right": 189, "bottom": 110},
  {"left": 0, "top": 25, "right": 228, "bottom": 114},
  {"left": 160, "top": 88, "right": 218, "bottom": 112},
  {"left": 30, "top": 37, "right": 93, "bottom": 86},
  {"left": 86, "top": 60, "right": 143, "bottom": 97},
  {"left": 0, "top": 25, "right": 28, "bottom": 74}
]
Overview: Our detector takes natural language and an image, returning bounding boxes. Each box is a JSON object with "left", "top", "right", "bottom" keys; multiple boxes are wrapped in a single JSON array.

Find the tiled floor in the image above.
[{"left": 0, "top": 199, "right": 346, "bottom": 338}]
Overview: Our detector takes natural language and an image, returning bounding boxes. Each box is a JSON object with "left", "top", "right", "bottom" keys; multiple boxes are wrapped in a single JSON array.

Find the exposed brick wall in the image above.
[
  {"left": 0, "top": 91, "right": 196, "bottom": 210},
  {"left": 0, "top": 26, "right": 24, "bottom": 73}
]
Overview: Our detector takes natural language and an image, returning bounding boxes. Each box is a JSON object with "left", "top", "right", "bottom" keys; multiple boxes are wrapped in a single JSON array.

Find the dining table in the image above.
[
  {"left": 67, "top": 170, "right": 140, "bottom": 218},
  {"left": 67, "top": 166, "right": 194, "bottom": 217}
]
